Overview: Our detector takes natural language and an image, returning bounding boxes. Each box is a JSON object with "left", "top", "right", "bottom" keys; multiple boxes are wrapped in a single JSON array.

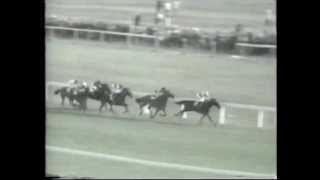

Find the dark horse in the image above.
[
  {"left": 107, "top": 88, "right": 133, "bottom": 113},
  {"left": 54, "top": 87, "right": 75, "bottom": 106},
  {"left": 87, "top": 82, "right": 112, "bottom": 112},
  {"left": 54, "top": 86, "right": 90, "bottom": 111},
  {"left": 136, "top": 90, "right": 174, "bottom": 118},
  {"left": 174, "top": 98, "right": 221, "bottom": 126}
]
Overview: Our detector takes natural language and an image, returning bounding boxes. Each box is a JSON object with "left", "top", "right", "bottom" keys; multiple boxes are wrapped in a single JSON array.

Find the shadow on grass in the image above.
[
  {"left": 46, "top": 173, "right": 94, "bottom": 179},
  {"left": 46, "top": 107, "right": 202, "bottom": 127}
]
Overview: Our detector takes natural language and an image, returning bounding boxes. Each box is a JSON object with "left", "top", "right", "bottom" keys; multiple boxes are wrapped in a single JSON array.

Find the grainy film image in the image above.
[{"left": 45, "top": 0, "right": 276, "bottom": 179}]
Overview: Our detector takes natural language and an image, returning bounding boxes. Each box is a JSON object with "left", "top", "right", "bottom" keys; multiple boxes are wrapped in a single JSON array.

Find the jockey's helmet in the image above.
[{"left": 160, "top": 87, "right": 166, "bottom": 92}]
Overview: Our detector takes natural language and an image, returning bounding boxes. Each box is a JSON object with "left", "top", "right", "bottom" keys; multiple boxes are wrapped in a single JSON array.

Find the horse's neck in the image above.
[{"left": 156, "top": 95, "right": 169, "bottom": 104}]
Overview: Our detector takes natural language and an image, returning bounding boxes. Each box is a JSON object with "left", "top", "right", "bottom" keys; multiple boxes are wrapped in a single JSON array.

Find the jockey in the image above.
[
  {"left": 151, "top": 90, "right": 159, "bottom": 99},
  {"left": 112, "top": 83, "right": 123, "bottom": 94},
  {"left": 67, "top": 79, "right": 79, "bottom": 93},
  {"left": 195, "top": 91, "right": 210, "bottom": 106},
  {"left": 151, "top": 87, "right": 166, "bottom": 99},
  {"left": 77, "top": 82, "right": 88, "bottom": 93},
  {"left": 159, "top": 87, "right": 167, "bottom": 94},
  {"left": 93, "top": 80, "right": 102, "bottom": 90},
  {"left": 68, "top": 79, "right": 78, "bottom": 85},
  {"left": 111, "top": 83, "right": 123, "bottom": 101}
]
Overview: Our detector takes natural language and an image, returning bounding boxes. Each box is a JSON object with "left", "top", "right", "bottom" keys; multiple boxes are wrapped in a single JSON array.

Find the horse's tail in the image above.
[
  {"left": 175, "top": 101, "right": 184, "bottom": 105},
  {"left": 54, "top": 89, "right": 61, "bottom": 95}
]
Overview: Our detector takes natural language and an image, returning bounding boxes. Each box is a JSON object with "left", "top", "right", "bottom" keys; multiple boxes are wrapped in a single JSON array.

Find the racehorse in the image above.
[
  {"left": 136, "top": 89, "right": 174, "bottom": 119},
  {"left": 87, "top": 82, "right": 112, "bottom": 112},
  {"left": 54, "top": 87, "right": 76, "bottom": 106},
  {"left": 174, "top": 98, "right": 221, "bottom": 126},
  {"left": 75, "top": 86, "right": 90, "bottom": 111},
  {"left": 54, "top": 86, "right": 90, "bottom": 111},
  {"left": 107, "top": 87, "right": 133, "bottom": 113}
]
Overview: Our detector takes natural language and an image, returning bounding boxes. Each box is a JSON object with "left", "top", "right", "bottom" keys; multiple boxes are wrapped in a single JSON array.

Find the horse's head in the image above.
[
  {"left": 101, "top": 83, "right": 111, "bottom": 94},
  {"left": 163, "top": 89, "right": 174, "bottom": 99},
  {"left": 207, "top": 98, "right": 221, "bottom": 109},
  {"left": 122, "top": 88, "right": 133, "bottom": 98}
]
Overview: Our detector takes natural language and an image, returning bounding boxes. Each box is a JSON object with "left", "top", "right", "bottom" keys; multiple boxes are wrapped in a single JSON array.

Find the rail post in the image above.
[
  {"left": 46, "top": 28, "right": 51, "bottom": 40},
  {"left": 219, "top": 106, "right": 226, "bottom": 124},
  {"left": 73, "top": 30, "right": 79, "bottom": 39},
  {"left": 99, "top": 32, "right": 104, "bottom": 42},
  {"left": 257, "top": 110, "right": 264, "bottom": 128},
  {"left": 126, "top": 25, "right": 132, "bottom": 47}
]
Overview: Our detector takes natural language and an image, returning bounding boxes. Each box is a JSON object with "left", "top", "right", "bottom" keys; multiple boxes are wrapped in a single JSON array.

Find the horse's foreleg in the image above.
[
  {"left": 83, "top": 99, "right": 88, "bottom": 111},
  {"left": 99, "top": 101, "right": 106, "bottom": 112},
  {"left": 207, "top": 114, "right": 217, "bottom": 127},
  {"left": 151, "top": 108, "right": 160, "bottom": 119},
  {"left": 109, "top": 103, "right": 115, "bottom": 114},
  {"left": 197, "top": 114, "right": 206, "bottom": 125},
  {"left": 61, "top": 95, "right": 65, "bottom": 106},
  {"left": 137, "top": 104, "right": 142, "bottom": 116},
  {"left": 175, "top": 104, "right": 186, "bottom": 116},
  {"left": 138, "top": 105, "right": 143, "bottom": 116}
]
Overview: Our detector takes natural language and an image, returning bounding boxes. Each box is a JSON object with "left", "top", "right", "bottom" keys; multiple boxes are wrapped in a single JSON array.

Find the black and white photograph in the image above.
[{"left": 45, "top": 0, "right": 277, "bottom": 178}]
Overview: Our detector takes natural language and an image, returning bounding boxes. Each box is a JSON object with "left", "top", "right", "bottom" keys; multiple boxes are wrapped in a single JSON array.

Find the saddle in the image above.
[
  {"left": 111, "top": 92, "right": 120, "bottom": 101},
  {"left": 150, "top": 95, "right": 157, "bottom": 100},
  {"left": 194, "top": 101, "right": 205, "bottom": 107}
]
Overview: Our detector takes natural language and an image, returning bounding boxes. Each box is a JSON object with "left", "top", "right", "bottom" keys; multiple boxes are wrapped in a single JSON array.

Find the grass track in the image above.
[
  {"left": 46, "top": 38, "right": 276, "bottom": 106},
  {"left": 46, "top": 33, "right": 276, "bottom": 178},
  {"left": 46, "top": 109, "right": 276, "bottom": 178}
]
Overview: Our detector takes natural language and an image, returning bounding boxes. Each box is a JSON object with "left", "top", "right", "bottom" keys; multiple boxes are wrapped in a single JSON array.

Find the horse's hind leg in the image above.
[
  {"left": 138, "top": 105, "right": 143, "bottom": 116},
  {"left": 174, "top": 111, "right": 181, "bottom": 116},
  {"left": 69, "top": 98, "right": 74, "bottom": 106},
  {"left": 160, "top": 108, "right": 167, "bottom": 116},
  {"left": 123, "top": 104, "right": 129, "bottom": 113},
  {"left": 61, "top": 95, "right": 65, "bottom": 106},
  {"left": 151, "top": 108, "right": 160, "bottom": 119},
  {"left": 84, "top": 99, "right": 88, "bottom": 111}
]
